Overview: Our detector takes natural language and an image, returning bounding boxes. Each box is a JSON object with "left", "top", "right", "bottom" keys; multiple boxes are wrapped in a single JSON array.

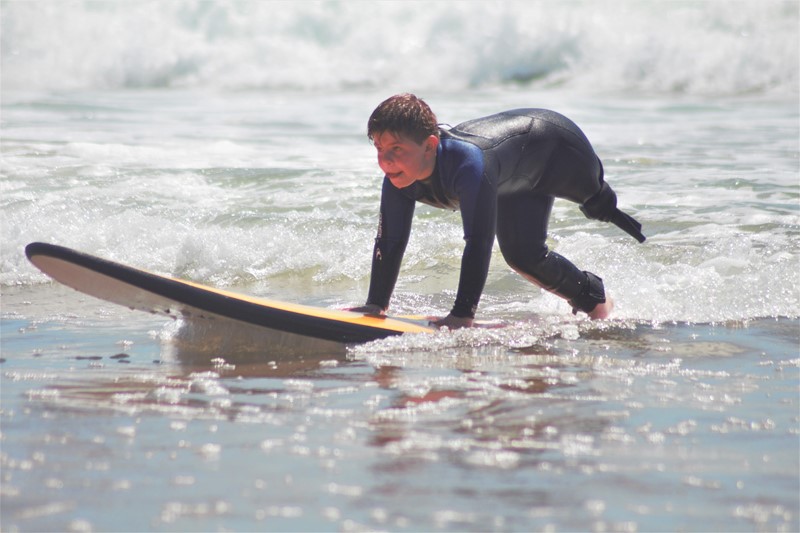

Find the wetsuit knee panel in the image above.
[{"left": 498, "top": 242, "right": 549, "bottom": 274}]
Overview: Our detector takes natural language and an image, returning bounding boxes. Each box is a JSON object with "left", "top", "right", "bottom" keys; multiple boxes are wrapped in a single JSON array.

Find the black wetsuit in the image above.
[{"left": 366, "top": 109, "right": 644, "bottom": 318}]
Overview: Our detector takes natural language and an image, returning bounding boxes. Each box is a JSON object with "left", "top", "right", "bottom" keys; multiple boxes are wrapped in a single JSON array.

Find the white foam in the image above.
[
  {"left": 2, "top": 1, "right": 796, "bottom": 95},
  {"left": 2, "top": 86, "right": 797, "bottom": 324}
]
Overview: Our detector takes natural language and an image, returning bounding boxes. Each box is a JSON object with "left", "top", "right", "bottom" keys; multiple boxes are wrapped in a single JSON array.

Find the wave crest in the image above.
[{"left": 2, "top": 1, "right": 797, "bottom": 95}]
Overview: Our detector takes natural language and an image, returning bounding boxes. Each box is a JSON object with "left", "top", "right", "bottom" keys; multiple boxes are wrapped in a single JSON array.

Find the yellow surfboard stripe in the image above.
[{"left": 171, "top": 277, "right": 434, "bottom": 334}]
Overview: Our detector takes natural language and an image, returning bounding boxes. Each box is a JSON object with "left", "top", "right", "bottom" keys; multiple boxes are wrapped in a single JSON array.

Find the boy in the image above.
[{"left": 352, "top": 94, "right": 644, "bottom": 329}]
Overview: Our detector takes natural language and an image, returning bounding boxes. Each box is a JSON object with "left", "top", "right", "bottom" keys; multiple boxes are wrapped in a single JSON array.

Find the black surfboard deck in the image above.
[{"left": 25, "top": 242, "right": 435, "bottom": 344}]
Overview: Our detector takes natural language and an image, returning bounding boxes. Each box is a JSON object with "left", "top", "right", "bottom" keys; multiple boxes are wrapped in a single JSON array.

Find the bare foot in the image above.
[{"left": 587, "top": 295, "right": 614, "bottom": 320}]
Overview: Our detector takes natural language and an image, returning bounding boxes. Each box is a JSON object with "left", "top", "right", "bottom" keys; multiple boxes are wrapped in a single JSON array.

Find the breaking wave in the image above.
[{"left": 2, "top": 0, "right": 797, "bottom": 96}]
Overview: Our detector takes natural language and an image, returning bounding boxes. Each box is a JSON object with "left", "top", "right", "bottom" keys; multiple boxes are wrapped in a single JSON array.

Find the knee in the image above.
[{"left": 499, "top": 242, "right": 548, "bottom": 276}]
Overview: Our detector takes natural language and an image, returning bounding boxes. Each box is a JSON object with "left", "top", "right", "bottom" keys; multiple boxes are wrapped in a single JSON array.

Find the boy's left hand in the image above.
[{"left": 431, "top": 314, "right": 473, "bottom": 330}]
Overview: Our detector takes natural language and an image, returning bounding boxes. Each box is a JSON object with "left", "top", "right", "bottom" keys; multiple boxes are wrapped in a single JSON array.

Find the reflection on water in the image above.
[
  {"left": 164, "top": 317, "right": 349, "bottom": 368},
  {"left": 1, "top": 316, "right": 798, "bottom": 532}
]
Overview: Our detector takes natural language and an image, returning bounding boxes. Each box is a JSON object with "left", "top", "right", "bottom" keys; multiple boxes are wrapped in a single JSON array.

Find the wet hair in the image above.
[{"left": 367, "top": 93, "right": 439, "bottom": 145}]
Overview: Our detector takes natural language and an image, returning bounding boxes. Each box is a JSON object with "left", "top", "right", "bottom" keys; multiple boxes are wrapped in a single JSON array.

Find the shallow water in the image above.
[
  {"left": 2, "top": 286, "right": 798, "bottom": 532},
  {"left": 2, "top": 1, "right": 799, "bottom": 531}
]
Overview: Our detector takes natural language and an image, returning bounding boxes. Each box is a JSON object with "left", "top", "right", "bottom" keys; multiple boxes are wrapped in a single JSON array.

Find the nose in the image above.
[{"left": 377, "top": 150, "right": 394, "bottom": 170}]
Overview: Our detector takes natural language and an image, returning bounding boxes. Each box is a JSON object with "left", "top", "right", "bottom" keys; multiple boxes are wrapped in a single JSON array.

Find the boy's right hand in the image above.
[{"left": 347, "top": 304, "right": 386, "bottom": 316}]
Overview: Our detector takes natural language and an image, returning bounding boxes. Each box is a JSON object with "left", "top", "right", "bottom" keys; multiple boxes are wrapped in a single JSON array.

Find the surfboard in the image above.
[{"left": 25, "top": 242, "right": 436, "bottom": 344}]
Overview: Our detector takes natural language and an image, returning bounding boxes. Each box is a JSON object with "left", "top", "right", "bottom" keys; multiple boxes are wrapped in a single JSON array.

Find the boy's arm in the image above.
[{"left": 364, "top": 177, "right": 416, "bottom": 311}]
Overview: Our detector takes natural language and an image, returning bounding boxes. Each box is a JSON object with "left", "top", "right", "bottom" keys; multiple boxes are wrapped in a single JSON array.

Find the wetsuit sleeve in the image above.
[
  {"left": 365, "top": 177, "right": 415, "bottom": 310},
  {"left": 451, "top": 165, "right": 497, "bottom": 318}
]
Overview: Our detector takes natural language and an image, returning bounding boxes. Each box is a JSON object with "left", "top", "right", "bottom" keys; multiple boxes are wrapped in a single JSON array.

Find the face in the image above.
[{"left": 372, "top": 131, "right": 438, "bottom": 188}]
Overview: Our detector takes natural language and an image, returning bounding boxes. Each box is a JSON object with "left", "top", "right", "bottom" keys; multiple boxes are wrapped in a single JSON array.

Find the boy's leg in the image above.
[{"left": 496, "top": 193, "right": 608, "bottom": 315}]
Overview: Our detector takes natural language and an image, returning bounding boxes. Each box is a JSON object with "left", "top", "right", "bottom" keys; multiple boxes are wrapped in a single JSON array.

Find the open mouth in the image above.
[{"left": 386, "top": 171, "right": 415, "bottom": 188}]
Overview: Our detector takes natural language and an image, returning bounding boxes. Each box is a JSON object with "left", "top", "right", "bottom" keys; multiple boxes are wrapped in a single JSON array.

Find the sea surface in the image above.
[{"left": 1, "top": 1, "right": 799, "bottom": 532}]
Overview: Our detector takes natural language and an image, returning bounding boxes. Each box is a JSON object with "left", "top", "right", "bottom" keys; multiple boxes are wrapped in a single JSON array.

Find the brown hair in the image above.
[{"left": 367, "top": 93, "right": 439, "bottom": 145}]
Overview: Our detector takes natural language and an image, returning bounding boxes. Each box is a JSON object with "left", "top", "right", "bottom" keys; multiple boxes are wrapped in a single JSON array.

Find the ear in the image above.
[{"left": 423, "top": 134, "right": 439, "bottom": 153}]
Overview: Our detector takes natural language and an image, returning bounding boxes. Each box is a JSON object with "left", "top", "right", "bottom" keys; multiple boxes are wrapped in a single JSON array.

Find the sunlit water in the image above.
[
  {"left": 2, "top": 1, "right": 799, "bottom": 531},
  {"left": 2, "top": 288, "right": 797, "bottom": 532}
]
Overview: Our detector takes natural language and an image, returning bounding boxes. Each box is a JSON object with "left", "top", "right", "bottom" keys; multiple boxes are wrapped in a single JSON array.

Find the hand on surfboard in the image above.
[
  {"left": 347, "top": 305, "right": 473, "bottom": 330},
  {"left": 429, "top": 314, "right": 473, "bottom": 330},
  {"left": 346, "top": 304, "right": 386, "bottom": 317}
]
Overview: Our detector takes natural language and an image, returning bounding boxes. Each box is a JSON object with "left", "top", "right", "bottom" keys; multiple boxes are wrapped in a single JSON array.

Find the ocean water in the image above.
[{"left": 1, "top": 1, "right": 799, "bottom": 532}]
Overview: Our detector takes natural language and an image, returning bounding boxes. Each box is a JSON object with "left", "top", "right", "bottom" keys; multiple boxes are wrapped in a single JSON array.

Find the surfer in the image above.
[{"left": 351, "top": 93, "right": 645, "bottom": 329}]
